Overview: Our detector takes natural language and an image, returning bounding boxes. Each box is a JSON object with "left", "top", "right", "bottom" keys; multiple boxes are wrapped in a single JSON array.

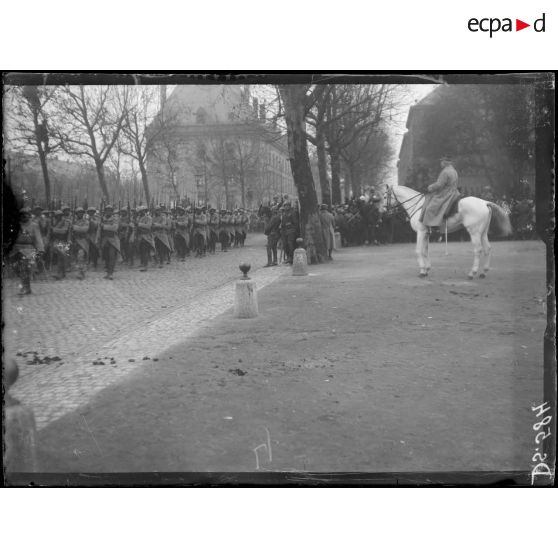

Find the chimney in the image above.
[{"left": 160, "top": 85, "right": 167, "bottom": 108}]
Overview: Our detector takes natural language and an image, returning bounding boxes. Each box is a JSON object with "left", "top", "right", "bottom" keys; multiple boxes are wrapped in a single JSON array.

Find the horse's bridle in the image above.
[{"left": 386, "top": 185, "right": 424, "bottom": 220}]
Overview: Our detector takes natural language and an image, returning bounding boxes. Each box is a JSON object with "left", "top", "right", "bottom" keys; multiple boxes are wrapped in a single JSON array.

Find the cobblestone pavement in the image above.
[{"left": 4, "top": 234, "right": 288, "bottom": 429}]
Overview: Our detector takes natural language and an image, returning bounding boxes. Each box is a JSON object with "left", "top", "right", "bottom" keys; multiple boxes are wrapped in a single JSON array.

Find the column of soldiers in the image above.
[{"left": 9, "top": 204, "right": 252, "bottom": 295}]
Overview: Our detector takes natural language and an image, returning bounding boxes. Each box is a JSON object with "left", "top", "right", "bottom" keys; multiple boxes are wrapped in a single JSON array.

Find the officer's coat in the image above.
[
  {"left": 136, "top": 214, "right": 156, "bottom": 250},
  {"left": 319, "top": 210, "right": 336, "bottom": 252},
  {"left": 99, "top": 214, "right": 121, "bottom": 252},
  {"left": 421, "top": 164, "right": 460, "bottom": 227},
  {"left": 73, "top": 217, "right": 90, "bottom": 254},
  {"left": 152, "top": 214, "right": 172, "bottom": 251},
  {"left": 13, "top": 220, "right": 44, "bottom": 257}
]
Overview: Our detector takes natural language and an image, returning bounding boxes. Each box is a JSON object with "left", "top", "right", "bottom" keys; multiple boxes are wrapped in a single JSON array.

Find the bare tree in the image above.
[
  {"left": 51, "top": 85, "right": 129, "bottom": 200},
  {"left": 277, "top": 84, "right": 327, "bottom": 263},
  {"left": 7, "top": 86, "right": 60, "bottom": 205},
  {"left": 121, "top": 86, "right": 180, "bottom": 204}
]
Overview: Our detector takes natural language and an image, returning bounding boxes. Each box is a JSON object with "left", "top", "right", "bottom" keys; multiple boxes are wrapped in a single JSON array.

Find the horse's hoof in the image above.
[
  {"left": 479, "top": 273, "right": 486, "bottom": 279},
  {"left": 419, "top": 272, "right": 427, "bottom": 278},
  {"left": 468, "top": 274, "right": 474, "bottom": 280}
]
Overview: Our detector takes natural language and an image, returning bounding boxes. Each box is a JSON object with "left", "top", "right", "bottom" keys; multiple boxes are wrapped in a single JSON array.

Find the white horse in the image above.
[{"left": 387, "top": 185, "right": 512, "bottom": 279}]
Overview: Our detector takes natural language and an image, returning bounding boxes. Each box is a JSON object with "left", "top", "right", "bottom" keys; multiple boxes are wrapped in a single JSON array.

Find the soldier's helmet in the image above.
[
  {"left": 210, "top": 208, "right": 216, "bottom": 213},
  {"left": 320, "top": 204, "right": 328, "bottom": 210},
  {"left": 119, "top": 208, "right": 128, "bottom": 214},
  {"left": 176, "top": 206, "right": 185, "bottom": 214},
  {"left": 220, "top": 209, "right": 226, "bottom": 214},
  {"left": 137, "top": 205, "right": 148, "bottom": 213},
  {"left": 283, "top": 201, "right": 291, "bottom": 207},
  {"left": 104, "top": 205, "right": 114, "bottom": 212},
  {"left": 62, "top": 205, "right": 71, "bottom": 212},
  {"left": 32, "top": 206, "right": 43, "bottom": 215},
  {"left": 54, "top": 210, "right": 63, "bottom": 216},
  {"left": 75, "top": 207, "right": 85, "bottom": 213},
  {"left": 87, "top": 207, "right": 96, "bottom": 213},
  {"left": 20, "top": 206, "right": 32, "bottom": 214}
]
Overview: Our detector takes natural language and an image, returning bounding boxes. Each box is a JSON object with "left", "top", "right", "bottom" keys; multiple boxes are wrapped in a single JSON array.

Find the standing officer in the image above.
[
  {"left": 280, "top": 201, "right": 299, "bottom": 264},
  {"left": 98, "top": 205, "right": 120, "bottom": 280},
  {"left": 264, "top": 205, "right": 281, "bottom": 267},
  {"left": 10, "top": 207, "right": 44, "bottom": 295}
]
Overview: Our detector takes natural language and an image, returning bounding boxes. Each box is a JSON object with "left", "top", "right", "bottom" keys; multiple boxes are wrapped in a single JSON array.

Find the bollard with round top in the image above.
[
  {"left": 234, "top": 262, "right": 259, "bottom": 318},
  {"left": 292, "top": 238, "right": 308, "bottom": 276}
]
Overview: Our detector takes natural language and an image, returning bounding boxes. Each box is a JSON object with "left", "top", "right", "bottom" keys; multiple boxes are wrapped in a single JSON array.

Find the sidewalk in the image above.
[{"left": 32, "top": 241, "right": 546, "bottom": 474}]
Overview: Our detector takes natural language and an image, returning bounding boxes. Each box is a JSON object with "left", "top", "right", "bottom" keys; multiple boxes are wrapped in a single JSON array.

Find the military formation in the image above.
[{"left": 9, "top": 204, "right": 252, "bottom": 296}]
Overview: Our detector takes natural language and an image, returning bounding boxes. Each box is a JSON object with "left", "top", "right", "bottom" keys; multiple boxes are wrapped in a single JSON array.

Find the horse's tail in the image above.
[{"left": 487, "top": 202, "right": 513, "bottom": 237}]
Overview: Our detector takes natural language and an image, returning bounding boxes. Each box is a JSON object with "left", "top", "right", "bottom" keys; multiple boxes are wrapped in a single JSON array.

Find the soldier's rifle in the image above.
[{"left": 96, "top": 198, "right": 105, "bottom": 250}]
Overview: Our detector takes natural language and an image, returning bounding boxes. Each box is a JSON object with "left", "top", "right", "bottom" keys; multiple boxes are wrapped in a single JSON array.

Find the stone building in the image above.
[
  {"left": 146, "top": 85, "right": 295, "bottom": 209},
  {"left": 398, "top": 86, "right": 535, "bottom": 197}
]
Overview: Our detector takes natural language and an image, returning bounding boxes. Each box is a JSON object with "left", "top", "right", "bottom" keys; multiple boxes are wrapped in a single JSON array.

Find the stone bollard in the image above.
[
  {"left": 292, "top": 238, "right": 308, "bottom": 276},
  {"left": 234, "top": 263, "right": 258, "bottom": 318},
  {"left": 3, "top": 357, "right": 38, "bottom": 472}
]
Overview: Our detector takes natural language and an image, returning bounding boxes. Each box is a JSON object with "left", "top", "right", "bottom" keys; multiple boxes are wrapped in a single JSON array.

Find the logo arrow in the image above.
[{"left": 516, "top": 19, "right": 531, "bottom": 31}]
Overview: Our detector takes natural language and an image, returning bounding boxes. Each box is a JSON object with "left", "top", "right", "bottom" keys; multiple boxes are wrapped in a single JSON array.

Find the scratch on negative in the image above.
[{"left": 81, "top": 415, "right": 103, "bottom": 456}]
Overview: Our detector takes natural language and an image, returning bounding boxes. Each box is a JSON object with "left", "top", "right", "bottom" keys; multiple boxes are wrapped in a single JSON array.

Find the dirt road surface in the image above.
[{"left": 24, "top": 240, "right": 548, "bottom": 476}]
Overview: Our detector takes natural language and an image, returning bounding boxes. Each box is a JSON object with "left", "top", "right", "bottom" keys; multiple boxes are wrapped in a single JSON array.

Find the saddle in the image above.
[{"left": 443, "top": 192, "right": 463, "bottom": 220}]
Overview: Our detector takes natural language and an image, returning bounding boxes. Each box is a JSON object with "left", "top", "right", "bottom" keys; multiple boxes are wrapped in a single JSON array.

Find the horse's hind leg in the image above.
[
  {"left": 479, "top": 231, "right": 491, "bottom": 278},
  {"left": 467, "top": 230, "right": 482, "bottom": 279},
  {"left": 416, "top": 230, "right": 429, "bottom": 277}
]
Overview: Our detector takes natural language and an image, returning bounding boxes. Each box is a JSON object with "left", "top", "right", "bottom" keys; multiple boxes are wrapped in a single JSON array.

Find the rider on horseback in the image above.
[{"left": 419, "top": 155, "right": 461, "bottom": 232}]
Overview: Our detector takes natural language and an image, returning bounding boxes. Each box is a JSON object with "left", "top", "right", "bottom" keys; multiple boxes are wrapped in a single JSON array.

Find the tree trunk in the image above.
[
  {"left": 36, "top": 142, "right": 51, "bottom": 207},
  {"left": 138, "top": 159, "right": 151, "bottom": 204},
  {"left": 329, "top": 145, "right": 342, "bottom": 205},
  {"left": 316, "top": 125, "right": 331, "bottom": 207},
  {"left": 94, "top": 159, "right": 110, "bottom": 200},
  {"left": 278, "top": 85, "right": 326, "bottom": 263}
]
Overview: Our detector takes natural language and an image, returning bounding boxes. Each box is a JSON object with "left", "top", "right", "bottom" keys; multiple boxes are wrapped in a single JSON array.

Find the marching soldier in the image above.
[
  {"left": 10, "top": 207, "right": 44, "bottom": 295},
  {"left": 192, "top": 206, "right": 207, "bottom": 257},
  {"left": 118, "top": 208, "right": 134, "bottom": 266},
  {"left": 227, "top": 210, "right": 235, "bottom": 248},
  {"left": 72, "top": 207, "right": 90, "bottom": 279},
  {"left": 185, "top": 206, "right": 194, "bottom": 256},
  {"left": 50, "top": 209, "right": 72, "bottom": 280},
  {"left": 98, "top": 205, "right": 120, "bottom": 280},
  {"left": 86, "top": 207, "right": 100, "bottom": 269},
  {"left": 167, "top": 207, "right": 176, "bottom": 263},
  {"left": 152, "top": 206, "right": 172, "bottom": 268},
  {"left": 218, "top": 209, "right": 230, "bottom": 252},
  {"left": 207, "top": 207, "right": 220, "bottom": 254},
  {"left": 239, "top": 208, "right": 249, "bottom": 247},
  {"left": 174, "top": 206, "right": 189, "bottom": 261},
  {"left": 136, "top": 206, "right": 155, "bottom": 272},
  {"left": 31, "top": 206, "right": 49, "bottom": 273}
]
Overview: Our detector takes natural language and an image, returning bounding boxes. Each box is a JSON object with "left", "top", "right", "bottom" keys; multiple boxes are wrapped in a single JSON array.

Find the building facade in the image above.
[{"left": 146, "top": 85, "right": 295, "bottom": 209}]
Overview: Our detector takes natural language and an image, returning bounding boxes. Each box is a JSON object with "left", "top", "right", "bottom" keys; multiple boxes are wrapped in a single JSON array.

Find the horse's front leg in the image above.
[
  {"left": 415, "top": 230, "right": 429, "bottom": 277},
  {"left": 468, "top": 231, "right": 482, "bottom": 279}
]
